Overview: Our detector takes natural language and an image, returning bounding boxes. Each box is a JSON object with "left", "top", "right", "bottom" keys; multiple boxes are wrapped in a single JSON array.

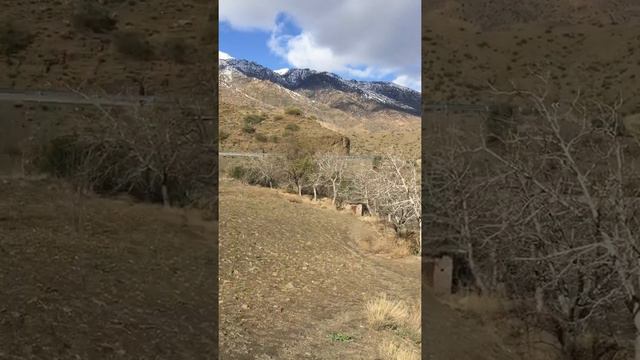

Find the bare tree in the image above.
[
  {"left": 424, "top": 71, "right": 640, "bottom": 358},
  {"left": 247, "top": 155, "right": 284, "bottom": 189},
  {"left": 282, "top": 141, "right": 315, "bottom": 197},
  {"left": 362, "top": 154, "right": 422, "bottom": 251},
  {"left": 315, "top": 152, "right": 347, "bottom": 205},
  {"left": 479, "top": 76, "right": 638, "bottom": 358},
  {"left": 34, "top": 93, "right": 216, "bottom": 208}
]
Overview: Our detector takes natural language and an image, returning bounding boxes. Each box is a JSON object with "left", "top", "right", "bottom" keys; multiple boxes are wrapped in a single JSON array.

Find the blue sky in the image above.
[{"left": 219, "top": 0, "right": 421, "bottom": 91}]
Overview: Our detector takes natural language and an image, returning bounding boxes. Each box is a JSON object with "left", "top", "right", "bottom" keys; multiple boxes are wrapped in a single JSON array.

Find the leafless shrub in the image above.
[
  {"left": 32, "top": 100, "right": 215, "bottom": 209},
  {"left": 426, "top": 72, "right": 640, "bottom": 358},
  {"left": 350, "top": 154, "right": 421, "bottom": 252}
]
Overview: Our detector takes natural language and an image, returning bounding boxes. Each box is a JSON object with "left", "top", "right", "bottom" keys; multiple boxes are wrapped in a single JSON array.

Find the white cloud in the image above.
[
  {"left": 220, "top": 0, "right": 420, "bottom": 82},
  {"left": 393, "top": 74, "right": 422, "bottom": 92},
  {"left": 274, "top": 68, "right": 289, "bottom": 75},
  {"left": 219, "top": 51, "right": 234, "bottom": 60}
]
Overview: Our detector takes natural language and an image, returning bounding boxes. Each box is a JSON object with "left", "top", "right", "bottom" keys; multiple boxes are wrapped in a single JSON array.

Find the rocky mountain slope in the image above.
[
  {"left": 220, "top": 58, "right": 421, "bottom": 116},
  {"left": 219, "top": 57, "right": 421, "bottom": 157}
]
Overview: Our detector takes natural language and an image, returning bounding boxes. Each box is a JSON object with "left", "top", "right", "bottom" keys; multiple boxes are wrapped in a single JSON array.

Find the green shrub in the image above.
[
  {"left": 285, "top": 123, "right": 300, "bottom": 132},
  {"left": 255, "top": 133, "right": 268, "bottom": 142},
  {"left": 0, "top": 22, "right": 34, "bottom": 57},
  {"left": 229, "top": 165, "right": 247, "bottom": 180},
  {"left": 242, "top": 124, "right": 256, "bottom": 134},
  {"left": 274, "top": 115, "right": 284, "bottom": 121},
  {"left": 219, "top": 130, "right": 230, "bottom": 141},
  {"left": 113, "top": 31, "right": 154, "bottom": 60},
  {"left": 372, "top": 155, "right": 382, "bottom": 169},
  {"left": 72, "top": 2, "right": 118, "bottom": 33},
  {"left": 269, "top": 135, "right": 279, "bottom": 143},
  {"left": 244, "top": 114, "right": 266, "bottom": 126},
  {"left": 285, "top": 107, "right": 303, "bottom": 116}
]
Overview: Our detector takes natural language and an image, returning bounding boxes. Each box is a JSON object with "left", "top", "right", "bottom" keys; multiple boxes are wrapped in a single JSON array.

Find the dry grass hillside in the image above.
[
  {"left": 0, "top": 177, "right": 217, "bottom": 358},
  {"left": 219, "top": 103, "right": 350, "bottom": 155},
  {"left": 0, "top": 0, "right": 215, "bottom": 95},
  {"left": 425, "top": 3, "right": 640, "bottom": 114},
  {"left": 429, "top": 0, "right": 640, "bottom": 30},
  {"left": 219, "top": 179, "right": 421, "bottom": 359},
  {"left": 220, "top": 75, "right": 421, "bottom": 158},
  {"left": 0, "top": 1, "right": 217, "bottom": 357}
]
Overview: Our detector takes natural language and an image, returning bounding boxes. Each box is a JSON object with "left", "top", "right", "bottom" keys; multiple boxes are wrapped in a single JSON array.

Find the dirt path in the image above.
[
  {"left": 218, "top": 180, "right": 421, "bottom": 359},
  {"left": 0, "top": 178, "right": 217, "bottom": 359}
]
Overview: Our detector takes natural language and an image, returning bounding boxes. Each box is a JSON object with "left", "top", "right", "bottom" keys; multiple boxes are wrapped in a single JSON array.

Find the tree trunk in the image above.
[
  {"left": 489, "top": 246, "right": 498, "bottom": 291},
  {"left": 634, "top": 306, "right": 640, "bottom": 360},
  {"left": 161, "top": 172, "right": 170, "bottom": 208},
  {"left": 466, "top": 243, "right": 487, "bottom": 295},
  {"left": 331, "top": 181, "right": 337, "bottom": 205},
  {"left": 313, "top": 186, "right": 317, "bottom": 201},
  {"left": 161, "top": 184, "right": 170, "bottom": 208},
  {"left": 297, "top": 183, "right": 302, "bottom": 197},
  {"left": 535, "top": 286, "right": 545, "bottom": 313}
]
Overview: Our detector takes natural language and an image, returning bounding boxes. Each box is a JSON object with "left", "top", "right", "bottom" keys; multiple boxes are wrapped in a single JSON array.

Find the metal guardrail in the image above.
[
  {"left": 0, "top": 88, "right": 214, "bottom": 110},
  {"left": 424, "top": 103, "right": 490, "bottom": 112},
  {"left": 219, "top": 152, "right": 376, "bottom": 160}
]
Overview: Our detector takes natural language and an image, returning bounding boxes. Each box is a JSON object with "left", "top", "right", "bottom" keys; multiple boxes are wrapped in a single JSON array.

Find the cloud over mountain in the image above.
[{"left": 220, "top": 0, "right": 420, "bottom": 91}]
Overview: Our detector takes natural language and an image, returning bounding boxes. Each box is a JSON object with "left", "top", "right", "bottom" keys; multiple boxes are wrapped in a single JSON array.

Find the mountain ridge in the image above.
[{"left": 220, "top": 58, "right": 421, "bottom": 116}]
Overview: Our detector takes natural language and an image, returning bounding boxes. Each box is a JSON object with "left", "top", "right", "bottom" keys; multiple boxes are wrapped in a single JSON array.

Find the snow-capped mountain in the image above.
[{"left": 219, "top": 58, "right": 421, "bottom": 116}]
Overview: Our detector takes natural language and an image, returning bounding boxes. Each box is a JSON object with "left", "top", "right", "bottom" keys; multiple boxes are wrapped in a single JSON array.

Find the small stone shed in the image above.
[
  {"left": 343, "top": 201, "right": 370, "bottom": 217},
  {"left": 423, "top": 244, "right": 469, "bottom": 296},
  {"left": 423, "top": 254, "right": 454, "bottom": 296}
]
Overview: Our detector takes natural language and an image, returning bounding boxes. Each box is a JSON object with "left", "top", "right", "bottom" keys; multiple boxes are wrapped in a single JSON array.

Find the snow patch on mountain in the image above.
[
  {"left": 219, "top": 51, "right": 234, "bottom": 60},
  {"left": 219, "top": 58, "right": 421, "bottom": 115}
]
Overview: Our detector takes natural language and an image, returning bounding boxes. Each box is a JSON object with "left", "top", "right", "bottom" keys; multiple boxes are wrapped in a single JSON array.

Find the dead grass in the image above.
[
  {"left": 378, "top": 339, "right": 420, "bottom": 360},
  {"left": 354, "top": 217, "right": 415, "bottom": 258},
  {"left": 366, "top": 295, "right": 411, "bottom": 330}
]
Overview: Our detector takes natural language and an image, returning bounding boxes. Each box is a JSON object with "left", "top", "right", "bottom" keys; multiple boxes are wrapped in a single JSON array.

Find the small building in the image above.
[
  {"left": 343, "top": 201, "right": 369, "bottom": 217},
  {"left": 423, "top": 241, "right": 471, "bottom": 296},
  {"left": 423, "top": 255, "right": 453, "bottom": 296}
]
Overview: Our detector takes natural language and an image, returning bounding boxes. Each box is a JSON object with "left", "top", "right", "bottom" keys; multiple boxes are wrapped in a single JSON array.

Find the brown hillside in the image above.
[
  {"left": 0, "top": 0, "right": 214, "bottom": 96},
  {"left": 424, "top": 3, "right": 640, "bottom": 114}
]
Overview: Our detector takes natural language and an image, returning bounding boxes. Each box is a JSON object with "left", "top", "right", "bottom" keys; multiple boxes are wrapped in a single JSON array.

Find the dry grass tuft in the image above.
[
  {"left": 366, "top": 295, "right": 410, "bottom": 330},
  {"left": 356, "top": 218, "right": 414, "bottom": 259},
  {"left": 378, "top": 339, "right": 420, "bottom": 360},
  {"left": 406, "top": 302, "right": 421, "bottom": 333}
]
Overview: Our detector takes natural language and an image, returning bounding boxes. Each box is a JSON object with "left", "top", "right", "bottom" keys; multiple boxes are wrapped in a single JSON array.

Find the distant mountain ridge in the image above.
[{"left": 220, "top": 58, "right": 421, "bottom": 116}]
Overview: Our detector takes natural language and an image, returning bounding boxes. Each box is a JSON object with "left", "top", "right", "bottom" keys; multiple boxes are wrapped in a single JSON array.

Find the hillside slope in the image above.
[
  {"left": 424, "top": 2, "right": 640, "bottom": 113},
  {"left": 0, "top": 177, "right": 217, "bottom": 358},
  {"left": 0, "top": 0, "right": 214, "bottom": 96},
  {"left": 219, "top": 180, "right": 421, "bottom": 359},
  {"left": 219, "top": 61, "right": 420, "bottom": 157}
]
